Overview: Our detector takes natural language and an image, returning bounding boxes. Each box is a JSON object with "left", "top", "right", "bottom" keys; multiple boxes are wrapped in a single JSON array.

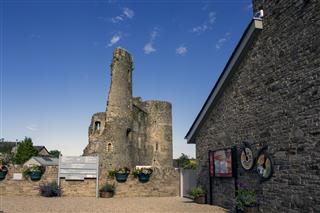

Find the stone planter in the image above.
[
  {"left": 100, "top": 191, "right": 114, "bottom": 198},
  {"left": 243, "top": 206, "right": 258, "bottom": 213},
  {"left": 194, "top": 195, "right": 206, "bottom": 204},
  {"left": 0, "top": 170, "right": 8, "bottom": 180},
  {"left": 238, "top": 206, "right": 259, "bottom": 213},
  {"left": 115, "top": 173, "right": 128, "bottom": 183},
  {"left": 138, "top": 173, "right": 151, "bottom": 183},
  {"left": 29, "top": 171, "right": 42, "bottom": 181}
]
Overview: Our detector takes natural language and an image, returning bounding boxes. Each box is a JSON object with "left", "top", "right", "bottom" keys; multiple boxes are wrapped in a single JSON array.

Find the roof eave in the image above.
[{"left": 185, "top": 19, "right": 263, "bottom": 144}]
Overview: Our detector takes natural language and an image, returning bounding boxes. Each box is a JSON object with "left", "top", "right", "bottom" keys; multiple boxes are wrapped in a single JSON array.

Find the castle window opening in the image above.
[
  {"left": 107, "top": 143, "right": 113, "bottom": 152},
  {"left": 156, "top": 142, "right": 159, "bottom": 151},
  {"left": 126, "top": 128, "right": 132, "bottom": 136},
  {"left": 94, "top": 121, "right": 101, "bottom": 131}
]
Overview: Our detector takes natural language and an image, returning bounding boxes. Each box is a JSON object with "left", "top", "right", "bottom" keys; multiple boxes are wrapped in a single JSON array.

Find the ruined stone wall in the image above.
[
  {"left": 195, "top": 0, "right": 320, "bottom": 212},
  {"left": 130, "top": 97, "right": 148, "bottom": 166},
  {"left": 144, "top": 101, "right": 173, "bottom": 167},
  {"left": 83, "top": 112, "right": 106, "bottom": 155}
]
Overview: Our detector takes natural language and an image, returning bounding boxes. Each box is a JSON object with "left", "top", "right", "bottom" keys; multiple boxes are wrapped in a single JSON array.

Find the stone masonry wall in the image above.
[
  {"left": 106, "top": 167, "right": 179, "bottom": 197},
  {"left": 0, "top": 165, "right": 58, "bottom": 196},
  {"left": 1, "top": 166, "right": 179, "bottom": 198},
  {"left": 195, "top": 0, "right": 320, "bottom": 212}
]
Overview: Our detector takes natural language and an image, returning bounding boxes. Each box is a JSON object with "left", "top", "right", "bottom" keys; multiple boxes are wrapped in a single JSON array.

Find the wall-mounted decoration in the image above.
[
  {"left": 212, "top": 148, "right": 233, "bottom": 177},
  {"left": 240, "top": 142, "right": 254, "bottom": 171},
  {"left": 256, "top": 146, "right": 273, "bottom": 182},
  {"left": 256, "top": 152, "right": 273, "bottom": 181}
]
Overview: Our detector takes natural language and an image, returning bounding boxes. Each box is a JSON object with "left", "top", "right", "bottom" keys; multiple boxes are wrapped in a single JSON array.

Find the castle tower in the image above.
[
  {"left": 102, "top": 48, "right": 134, "bottom": 169},
  {"left": 84, "top": 47, "right": 173, "bottom": 172},
  {"left": 144, "top": 101, "right": 173, "bottom": 167}
]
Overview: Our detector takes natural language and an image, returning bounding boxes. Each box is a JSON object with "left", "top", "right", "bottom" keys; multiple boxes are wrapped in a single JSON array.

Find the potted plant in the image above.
[
  {"left": 236, "top": 183, "right": 258, "bottom": 213},
  {"left": 188, "top": 186, "right": 206, "bottom": 204},
  {"left": 99, "top": 183, "right": 115, "bottom": 198},
  {"left": 39, "top": 181, "right": 61, "bottom": 197},
  {"left": 0, "top": 160, "right": 8, "bottom": 180},
  {"left": 109, "top": 167, "right": 130, "bottom": 183},
  {"left": 23, "top": 165, "right": 45, "bottom": 181},
  {"left": 132, "top": 167, "right": 153, "bottom": 183}
]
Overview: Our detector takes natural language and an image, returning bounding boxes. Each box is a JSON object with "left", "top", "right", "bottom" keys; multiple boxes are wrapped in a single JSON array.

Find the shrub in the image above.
[
  {"left": 100, "top": 183, "right": 115, "bottom": 193},
  {"left": 23, "top": 165, "right": 45, "bottom": 178},
  {"left": 188, "top": 186, "right": 206, "bottom": 198},
  {"left": 236, "top": 183, "right": 257, "bottom": 210},
  {"left": 132, "top": 168, "right": 153, "bottom": 178},
  {"left": 108, "top": 167, "right": 130, "bottom": 178},
  {"left": 39, "top": 182, "right": 61, "bottom": 197}
]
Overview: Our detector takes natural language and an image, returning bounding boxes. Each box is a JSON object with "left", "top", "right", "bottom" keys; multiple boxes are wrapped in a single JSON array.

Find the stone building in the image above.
[
  {"left": 83, "top": 48, "right": 173, "bottom": 171},
  {"left": 186, "top": 0, "right": 319, "bottom": 212}
]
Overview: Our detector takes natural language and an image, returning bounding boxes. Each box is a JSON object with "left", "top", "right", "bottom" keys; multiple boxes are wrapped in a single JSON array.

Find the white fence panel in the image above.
[{"left": 180, "top": 169, "right": 197, "bottom": 198}]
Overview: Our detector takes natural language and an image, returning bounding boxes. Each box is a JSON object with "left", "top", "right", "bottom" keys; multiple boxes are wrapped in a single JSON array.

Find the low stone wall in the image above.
[
  {"left": 59, "top": 179, "right": 96, "bottom": 197},
  {"left": 0, "top": 165, "right": 58, "bottom": 196},
  {"left": 0, "top": 166, "right": 180, "bottom": 197},
  {"left": 110, "top": 167, "right": 180, "bottom": 197}
]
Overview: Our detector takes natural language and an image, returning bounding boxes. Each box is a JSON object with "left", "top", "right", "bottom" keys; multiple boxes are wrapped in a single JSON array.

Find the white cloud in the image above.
[
  {"left": 111, "top": 16, "right": 124, "bottom": 23},
  {"left": 111, "top": 7, "right": 134, "bottom": 23},
  {"left": 150, "top": 29, "right": 159, "bottom": 40},
  {"left": 208, "top": 12, "right": 216, "bottom": 24},
  {"left": 176, "top": 45, "right": 188, "bottom": 56},
  {"left": 144, "top": 43, "right": 156, "bottom": 54},
  {"left": 143, "top": 28, "right": 159, "bottom": 54},
  {"left": 26, "top": 125, "right": 38, "bottom": 131},
  {"left": 215, "top": 32, "right": 231, "bottom": 49},
  {"left": 123, "top": 8, "right": 134, "bottom": 19},
  {"left": 108, "top": 34, "right": 121, "bottom": 47},
  {"left": 192, "top": 11, "right": 216, "bottom": 34},
  {"left": 215, "top": 38, "right": 227, "bottom": 49}
]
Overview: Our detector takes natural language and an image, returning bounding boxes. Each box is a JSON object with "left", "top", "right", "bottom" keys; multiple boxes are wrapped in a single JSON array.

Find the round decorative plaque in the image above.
[
  {"left": 240, "top": 147, "right": 254, "bottom": 170},
  {"left": 256, "top": 152, "right": 273, "bottom": 181}
]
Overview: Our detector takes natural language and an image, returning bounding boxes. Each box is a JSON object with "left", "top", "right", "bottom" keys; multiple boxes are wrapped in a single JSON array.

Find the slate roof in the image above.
[
  {"left": 27, "top": 156, "right": 59, "bottom": 166},
  {"left": 33, "top": 146, "right": 49, "bottom": 153}
]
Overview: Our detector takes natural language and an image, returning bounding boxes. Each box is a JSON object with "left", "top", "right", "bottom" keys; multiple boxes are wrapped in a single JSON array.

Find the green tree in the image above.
[
  {"left": 49, "top": 150, "right": 61, "bottom": 158},
  {"left": 13, "top": 137, "right": 38, "bottom": 164},
  {"left": 177, "top": 153, "right": 197, "bottom": 169}
]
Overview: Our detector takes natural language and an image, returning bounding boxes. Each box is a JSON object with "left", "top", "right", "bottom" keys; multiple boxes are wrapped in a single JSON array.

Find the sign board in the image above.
[
  {"left": 13, "top": 173, "right": 23, "bottom": 180},
  {"left": 212, "top": 148, "right": 233, "bottom": 177},
  {"left": 58, "top": 156, "right": 99, "bottom": 197}
]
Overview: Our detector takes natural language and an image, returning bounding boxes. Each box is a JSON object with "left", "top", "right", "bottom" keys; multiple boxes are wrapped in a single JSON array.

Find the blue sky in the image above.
[{"left": 1, "top": 0, "right": 253, "bottom": 158}]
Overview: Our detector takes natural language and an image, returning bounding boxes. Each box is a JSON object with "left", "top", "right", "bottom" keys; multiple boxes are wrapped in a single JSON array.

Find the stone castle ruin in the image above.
[{"left": 83, "top": 48, "right": 173, "bottom": 170}]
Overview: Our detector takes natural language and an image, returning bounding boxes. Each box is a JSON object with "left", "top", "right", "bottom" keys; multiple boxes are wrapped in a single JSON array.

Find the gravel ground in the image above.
[{"left": 0, "top": 196, "right": 226, "bottom": 213}]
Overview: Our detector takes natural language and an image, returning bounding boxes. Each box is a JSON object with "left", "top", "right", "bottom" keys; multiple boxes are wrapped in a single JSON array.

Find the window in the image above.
[
  {"left": 107, "top": 143, "right": 113, "bottom": 152},
  {"left": 156, "top": 142, "right": 159, "bottom": 151},
  {"left": 94, "top": 121, "right": 101, "bottom": 131}
]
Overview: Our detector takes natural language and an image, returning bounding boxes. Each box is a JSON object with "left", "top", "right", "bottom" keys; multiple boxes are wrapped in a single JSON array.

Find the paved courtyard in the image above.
[{"left": 0, "top": 196, "right": 226, "bottom": 213}]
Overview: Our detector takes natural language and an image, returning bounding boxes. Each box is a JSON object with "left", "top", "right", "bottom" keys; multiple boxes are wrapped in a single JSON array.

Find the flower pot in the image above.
[
  {"left": 194, "top": 195, "right": 206, "bottom": 204},
  {"left": 138, "top": 173, "right": 150, "bottom": 183},
  {"left": 0, "top": 170, "right": 7, "bottom": 180},
  {"left": 30, "top": 171, "right": 42, "bottom": 181},
  {"left": 115, "top": 173, "right": 128, "bottom": 183},
  {"left": 243, "top": 206, "right": 258, "bottom": 213},
  {"left": 100, "top": 191, "right": 114, "bottom": 198}
]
